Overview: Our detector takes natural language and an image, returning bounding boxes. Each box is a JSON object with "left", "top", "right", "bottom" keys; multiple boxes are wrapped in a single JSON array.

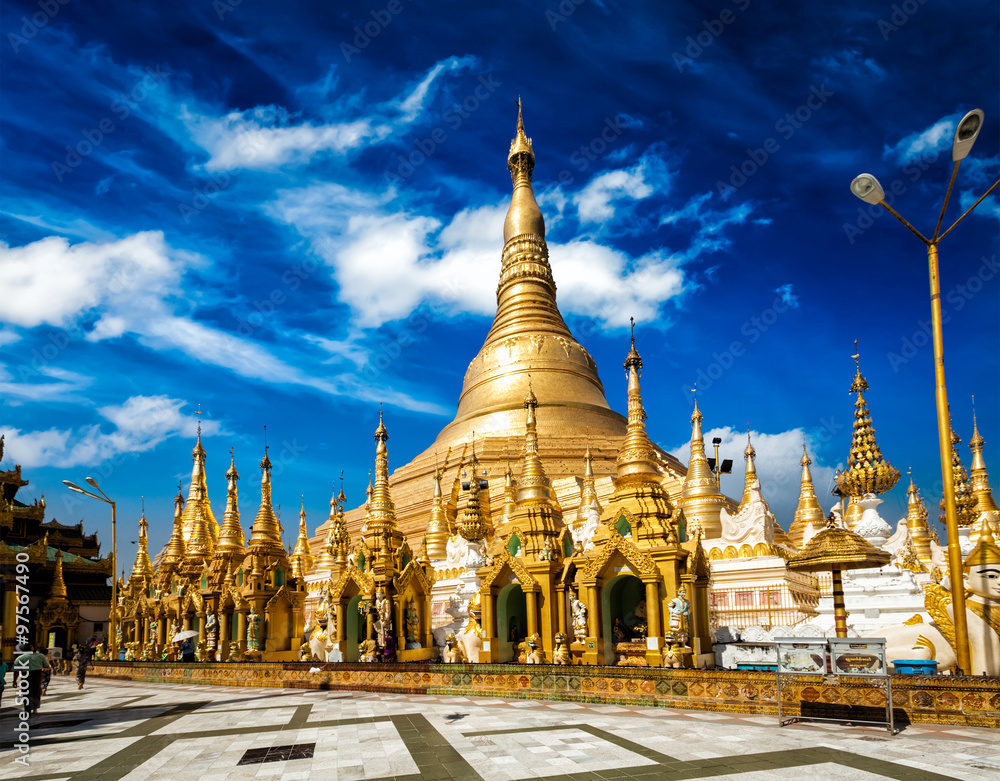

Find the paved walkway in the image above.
[{"left": 2, "top": 675, "right": 999, "bottom": 780}]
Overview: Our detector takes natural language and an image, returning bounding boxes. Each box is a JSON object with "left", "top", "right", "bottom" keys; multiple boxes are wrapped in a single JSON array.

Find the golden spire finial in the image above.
[
  {"left": 459, "top": 447, "right": 486, "bottom": 542},
  {"left": 940, "top": 411, "right": 978, "bottom": 527},
  {"left": 424, "top": 466, "right": 449, "bottom": 559},
  {"left": 903, "top": 471, "right": 933, "bottom": 563},
  {"left": 50, "top": 548, "right": 68, "bottom": 600},
  {"left": 364, "top": 409, "right": 399, "bottom": 544},
  {"left": 789, "top": 444, "right": 826, "bottom": 549},
  {"left": 737, "top": 430, "right": 758, "bottom": 512},
  {"left": 290, "top": 495, "right": 314, "bottom": 579},
  {"left": 836, "top": 344, "right": 899, "bottom": 498},
  {"left": 217, "top": 450, "right": 245, "bottom": 555},
  {"left": 248, "top": 440, "right": 285, "bottom": 557},
  {"left": 504, "top": 96, "right": 544, "bottom": 243},
  {"left": 130, "top": 501, "right": 154, "bottom": 580},
  {"left": 162, "top": 482, "right": 186, "bottom": 570},
  {"left": 967, "top": 395, "right": 999, "bottom": 521},
  {"left": 517, "top": 383, "right": 553, "bottom": 503},
  {"left": 615, "top": 325, "right": 659, "bottom": 485},
  {"left": 577, "top": 444, "right": 601, "bottom": 522}
]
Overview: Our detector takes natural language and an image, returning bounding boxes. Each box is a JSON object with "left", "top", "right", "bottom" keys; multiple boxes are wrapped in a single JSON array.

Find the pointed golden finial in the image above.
[
  {"left": 517, "top": 380, "right": 553, "bottom": 503},
  {"left": 248, "top": 438, "right": 284, "bottom": 557},
  {"left": 737, "top": 430, "right": 757, "bottom": 512},
  {"left": 130, "top": 500, "right": 153, "bottom": 580},
  {"left": 616, "top": 323, "right": 659, "bottom": 485},
  {"left": 836, "top": 343, "right": 899, "bottom": 499},
  {"left": 290, "top": 495, "right": 314, "bottom": 579},
  {"left": 504, "top": 96, "right": 544, "bottom": 242},
  {"left": 789, "top": 444, "right": 826, "bottom": 549},
  {"left": 940, "top": 409, "right": 978, "bottom": 527},
  {"left": 968, "top": 394, "right": 999, "bottom": 520},
  {"left": 50, "top": 549, "right": 68, "bottom": 600},
  {"left": 217, "top": 449, "right": 245, "bottom": 555}
]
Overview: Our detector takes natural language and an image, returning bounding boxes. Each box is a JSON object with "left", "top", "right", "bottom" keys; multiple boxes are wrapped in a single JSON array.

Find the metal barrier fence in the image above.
[{"left": 709, "top": 586, "right": 819, "bottom": 631}]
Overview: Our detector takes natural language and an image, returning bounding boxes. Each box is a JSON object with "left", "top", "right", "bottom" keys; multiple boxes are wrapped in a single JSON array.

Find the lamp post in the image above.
[
  {"left": 850, "top": 109, "right": 999, "bottom": 675},
  {"left": 63, "top": 478, "right": 117, "bottom": 659}
]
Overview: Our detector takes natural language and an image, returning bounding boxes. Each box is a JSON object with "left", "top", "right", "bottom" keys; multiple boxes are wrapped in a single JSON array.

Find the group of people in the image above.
[{"left": 0, "top": 642, "right": 92, "bottom": 717}]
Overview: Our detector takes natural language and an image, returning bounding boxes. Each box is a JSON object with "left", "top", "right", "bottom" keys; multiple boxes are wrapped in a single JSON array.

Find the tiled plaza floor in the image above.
[{"left": 2, "top": 674, "right": 999, "bottom": 780}]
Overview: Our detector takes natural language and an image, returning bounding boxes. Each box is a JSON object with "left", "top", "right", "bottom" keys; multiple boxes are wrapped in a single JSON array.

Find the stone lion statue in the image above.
[
  {"left": 553, "top": 633, "right": 570, "bottom": 665},
  {"left": 228, "top": 642, "right": 244, "bottom": 662},
  {"left": 525, "top": 633, "right": 544, "bottom": 664},
  {"left": 442, "top": 633, "right": 466, "bottom": 663}
]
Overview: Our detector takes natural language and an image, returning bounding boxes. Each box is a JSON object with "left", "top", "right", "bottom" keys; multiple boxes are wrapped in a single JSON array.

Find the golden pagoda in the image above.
[
  {"left": 130, "top": 506, "right": 154, "bottom": 582},
  {"left": 836, "top": 344, "right": 900, "bottom": 528},
  {"left": 968, "top": 404, "right": 999, "bottom": 535},
  {"left": 247, "top": 447, "right": 287, "bottom": 560},
  {"left": 290, "top": 501, "right": 315, "bottom": 580},
  {"left": 940, "top": 417, "right": 978, "bottom": 528},
  {"left": 737, "top": 433, "right": 757, "bottom": 512},
  {"left": 678, "top": 400, "right": 728, "bottom": 538},
  {"left": 321, "top": 101, "right": 687, "bottom": 548},
  {"left": 424, "top": 469, "right": 450, "bottom": 559},
  {"left": 904, "top": 475, "right": 934, "bottom": 565},
  {"left": 789, "top": 446, "right": 827, "bottom": 549},
  {"left": 181, "top": 427, "right": 219, "bottom": 549}
]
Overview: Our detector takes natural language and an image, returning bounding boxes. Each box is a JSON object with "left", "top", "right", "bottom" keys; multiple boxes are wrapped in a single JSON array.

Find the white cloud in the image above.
[
  {"left": 184, "top": 56, "right": 476, "bottom": 172},
  {"left": 549, "top": 241, "right": 684, "bottom": 326},
  {"left": 883, "top": 114, "right": 960, "bottom": 166},
  {"left": 2, "top": 395, "right": 221, "bottom": 468},
  {"left": 574, "top": 164, "right": 654, "bottom": 223},
  {"left": 669, "top": 426, "right": 842, "bottom": 527},
  {"left": 0, "top": 363, "right": 92, "bottom": 403},
  {"left": 775, "top": 283, "right": 799, "bottom": 309},
  {"left": 0, "top": 231, "right": 446, "bottom": 414},
  {"left": 0, "top": 232, "right": 184, "bottom": 331}
]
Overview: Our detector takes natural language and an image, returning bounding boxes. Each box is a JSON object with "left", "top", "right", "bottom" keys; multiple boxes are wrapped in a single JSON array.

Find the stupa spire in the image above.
[
  {"left": 248, "top": 446, "right": 285, "bottom": 556},
  {"left": 365, "top": 408, "right": 399, "bottom": 537},
  {"left": 941, "top": 414, "right": 978, "bottom": 528},
  {"left": 905, "top": 474, "right": 933, "bottom": 563},
  {"left": 130, "top": 503, "right": 154, "bottom": 580},
  {"left": 424, "top": 468, "right": 449, "bottom": 560},
  {"left": 459, "top": 448, "right": 487, "bottom": 542},
  {"left": 503, "top": 96, "right": 544, "bottom": 243},
  {"left": 969, "top": 400, "right": 999, "bottom": 519},
  {"left": 162, "top": 484, "right": 186, "bottom": 569},
  {"left": 679, "top": 399, "right": 726, "bottom": 538},
  {"left": 737, "top": 431, "right": 757, "bottom": 511},
  {"left": 517, "top": 383, "right": 554, "bottom": 503},
  {"left": 181, "top": 423, "right": 218, "bottom": 550},
  {"left": 290, "top": 498, "right": 314, "bottom": 579},
  {"left": 577, "top": 446, "right": 602, "bottom": 521},
  {"left": 615, "top": 320, "right": 660, "bottom": 485},
  {"left": 50, "top": 548, "right": 68, "bottom": 600},
  {"left": 836, "top": 343, "right": 900, "bottom": 504},
  {"left": 216, "top": 452, "right": 245, "bottom": 555},
  {"left": 789, "top": 446, "right": 826, "bottom": 549}
]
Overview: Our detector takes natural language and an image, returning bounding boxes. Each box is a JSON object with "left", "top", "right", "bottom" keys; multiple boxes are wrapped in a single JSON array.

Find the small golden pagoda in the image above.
[
  {"left": 788, "top": 446, "right": 827, "bottom": 549},
  {"left": 678, "top": 400, "right": 728, "bottom": 538},
  {"left": 836, "top": 345, "right": 900, "bottom": 528}
]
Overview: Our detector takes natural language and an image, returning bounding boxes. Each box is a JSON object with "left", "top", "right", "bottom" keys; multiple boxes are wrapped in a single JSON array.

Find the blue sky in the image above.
[{"left": 2, "top": 0, "right": 998, "bottom": 563}]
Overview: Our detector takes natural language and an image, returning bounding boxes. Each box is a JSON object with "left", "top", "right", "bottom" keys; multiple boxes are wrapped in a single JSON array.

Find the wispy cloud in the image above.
[
  {"left": 3, "top": 395, "right": 221, "bottom": 468},
  {"left": 882, "top": 114, "right": 960, "bottom": 166},
  {"left": 775, "top": 283, "right": 799, "bottom": 308}
]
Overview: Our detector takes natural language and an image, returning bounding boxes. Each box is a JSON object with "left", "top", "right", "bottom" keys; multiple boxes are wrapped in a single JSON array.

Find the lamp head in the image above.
[
  {"left": 85, "top": 476, "right": 101, "bottom": 490},
  {"left": 712, "top": 437, "right": 722, "bottom": 445},
  {"left": 62, "top": 480, "right": 86, "bottom": 494},
  {"left": 850, "top": 174, "right": 885, "bottom": 205},
  {"left": 953, "top": 109, "right": 984, "bottom": 161}
]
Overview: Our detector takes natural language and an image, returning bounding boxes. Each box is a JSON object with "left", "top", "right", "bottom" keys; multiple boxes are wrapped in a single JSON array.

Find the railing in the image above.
[{"left": 709, "top": 586, "right": 819, "bottom": 631}]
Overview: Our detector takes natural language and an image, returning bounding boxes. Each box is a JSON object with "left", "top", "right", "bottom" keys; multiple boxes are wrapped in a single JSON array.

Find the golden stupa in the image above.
[{"left": 326, "top": 101, "right": 687, "bottom": 546}]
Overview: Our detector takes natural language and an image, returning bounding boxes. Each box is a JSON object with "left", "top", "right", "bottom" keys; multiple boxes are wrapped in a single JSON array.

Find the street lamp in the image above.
[
  {"left": 850, "top": 108, "right": 999, "bottom": 674},
  {"left": 63, "top": 477, "right": 118, "bottom": 659}
]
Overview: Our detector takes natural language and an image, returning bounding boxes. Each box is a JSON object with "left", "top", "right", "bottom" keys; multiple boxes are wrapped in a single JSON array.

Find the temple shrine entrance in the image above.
[
  {"left": 497, "top": 583, "right": 527, "bottom": 662},
  {"left": 344, "top": 595, "right": 364, "bottom": 662},
  {"left": 601, "top": 573, "right": 645, "bottom": 665}
]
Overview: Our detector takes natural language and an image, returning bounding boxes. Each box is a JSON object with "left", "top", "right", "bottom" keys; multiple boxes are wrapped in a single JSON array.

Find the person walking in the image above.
[
  {"left": 41, "top": 648, "right": 55, "bottom": 695},
  {"left": 0, "top": 659, "right": 8, "bottom": 710},
  {"left": 13, "top": 645, "right": 50, "bottom": 717},
  {"left": 179, "top": 638, "right": 195, "bottom": 662},
  {"left": 73, "top": 645, "right": 90, "bottom": 690}
]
